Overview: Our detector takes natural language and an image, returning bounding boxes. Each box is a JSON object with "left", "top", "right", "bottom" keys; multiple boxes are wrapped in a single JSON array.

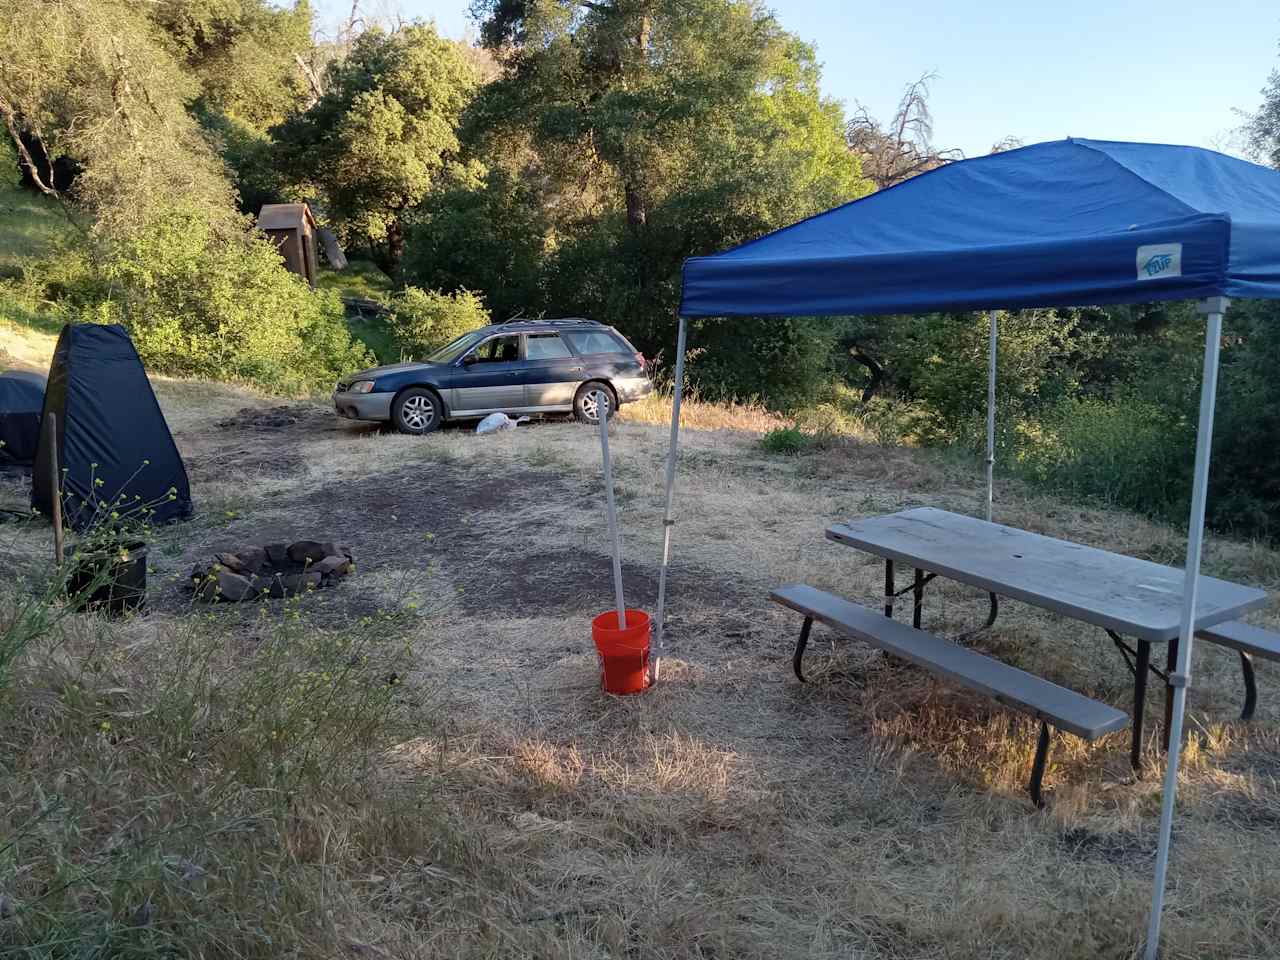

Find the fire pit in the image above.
[{"left": 191, "top": 540, "right": 354, "bottom": 601}]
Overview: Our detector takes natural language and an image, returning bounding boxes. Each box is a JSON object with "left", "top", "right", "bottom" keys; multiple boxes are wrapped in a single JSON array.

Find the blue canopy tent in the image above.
[{"left": 658, "top": 138, "right": 1280, "bottom": 957}]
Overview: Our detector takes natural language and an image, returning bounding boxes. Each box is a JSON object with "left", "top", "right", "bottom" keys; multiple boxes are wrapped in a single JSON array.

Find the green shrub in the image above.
[
  {"left": 760, "top": 426, "right": 811, "bottom": 456},
  {"left": 31, "top": 206, "right": 373, "bottom": 394},
  {"left": 681, "top": 315, "right": 842, "bottom": 407},
  {"left": 890, "top": 310, "right": 1107, "bottom": 440},
  {"left": 387, "top": 286, "right": 489, "bottom": 359},
  {"left": 794, "top": 384, "right": 950, "bottom": 448},
  {"left": 0, "top": 277, "right": 69, "bottom": 340},
  {"left": 1010, "top": 397, "right": 1190, "bottom": 517}
]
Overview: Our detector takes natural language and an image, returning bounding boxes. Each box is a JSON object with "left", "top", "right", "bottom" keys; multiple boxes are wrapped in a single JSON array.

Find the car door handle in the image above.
[{"left": 507, "top": 370, "right": 521, "bottom": 376}]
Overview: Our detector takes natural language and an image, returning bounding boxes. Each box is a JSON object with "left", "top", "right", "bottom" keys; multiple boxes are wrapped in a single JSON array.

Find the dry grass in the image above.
[
  {"left": 622, "top": 387, "right": 790, "bottom": 434},
  {"left": 0, "top": 316, "right": 58, "bottom": 371},
  {"left": 1, "top": 384, "right": 1279, "bottom": 958}
]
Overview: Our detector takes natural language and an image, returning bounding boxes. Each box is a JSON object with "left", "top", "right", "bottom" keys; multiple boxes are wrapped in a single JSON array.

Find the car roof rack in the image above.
[{"left": 502, "top": 317, "right": 600, "bottom": 326}]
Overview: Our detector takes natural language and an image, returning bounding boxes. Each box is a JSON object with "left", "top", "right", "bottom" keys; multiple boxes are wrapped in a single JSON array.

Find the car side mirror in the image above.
[{"left": 461, "top": 354, "right": 478, "bottom": 366}]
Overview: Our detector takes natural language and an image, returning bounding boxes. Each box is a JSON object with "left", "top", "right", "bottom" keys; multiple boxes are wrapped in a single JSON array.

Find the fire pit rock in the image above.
[{"left": 191, "top": 540, "right": 354, "bottom": 602}]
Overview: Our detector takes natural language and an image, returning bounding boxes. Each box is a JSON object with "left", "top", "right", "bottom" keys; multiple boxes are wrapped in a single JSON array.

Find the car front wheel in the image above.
[
  {"left": 574, "top": 381, "right": 617, "bottom": 425},
  {"left": 392, "top": 388, "right": 443, "bottom": 435}
]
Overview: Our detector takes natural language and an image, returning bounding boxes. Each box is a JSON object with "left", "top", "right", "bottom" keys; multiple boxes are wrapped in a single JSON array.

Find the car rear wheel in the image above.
[
  {"left": 574, "top": 381, "right": 617, "bottom": 425},
  {"left": 392, "top": 388, "right": 443, "bottom": 435}
]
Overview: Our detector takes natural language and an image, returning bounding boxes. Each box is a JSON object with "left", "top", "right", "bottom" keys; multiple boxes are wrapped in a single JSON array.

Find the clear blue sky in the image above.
[{"left": 316, "top": 0, "right": 1279, "bottom": 158}]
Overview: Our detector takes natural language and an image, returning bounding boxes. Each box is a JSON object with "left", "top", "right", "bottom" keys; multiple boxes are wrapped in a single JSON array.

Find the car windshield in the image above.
[{"left": 425, "top": 331, "right": 487, "bottom": 364}]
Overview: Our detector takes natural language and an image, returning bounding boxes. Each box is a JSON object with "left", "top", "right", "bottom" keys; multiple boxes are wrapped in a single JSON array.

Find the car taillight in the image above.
[{"left": 634, "top": 351, "right": 646, "bottom": 369}]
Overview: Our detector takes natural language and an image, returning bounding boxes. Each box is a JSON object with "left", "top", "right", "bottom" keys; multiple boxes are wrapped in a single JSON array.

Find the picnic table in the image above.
[{"left": 825, "top": 507, "right": 1268, "bottom": 768}]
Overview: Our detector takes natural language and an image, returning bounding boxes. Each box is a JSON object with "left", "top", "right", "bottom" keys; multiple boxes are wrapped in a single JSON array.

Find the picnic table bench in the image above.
[
  {"left": 771, "top": 507, "right": 1275, "bottom": 806},
  {"left": 771, "top": 584, "right": 1129, "bottom": 807},
  {"left": 1196, "top": 620, "right": 1280, "bottom": 719}
]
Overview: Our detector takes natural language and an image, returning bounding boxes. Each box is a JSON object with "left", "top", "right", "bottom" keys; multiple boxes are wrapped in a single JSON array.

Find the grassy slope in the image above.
[
  {"left": 2, "top": 379, "right": 1278, "bottom": 958},
  {"left": 0, "top": 176, "right": 74, "bottom": 275},
  {"left": 0, "top": 178, "right": 75, "bottom": 369},
  {"left": 316, "top": 257, "right": 400, "bottom": 365}
]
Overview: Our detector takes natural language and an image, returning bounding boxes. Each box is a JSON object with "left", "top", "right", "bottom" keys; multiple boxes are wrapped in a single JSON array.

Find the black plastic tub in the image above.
[{"left": 67, "top": 540, "right": 147, "bottom": 615}]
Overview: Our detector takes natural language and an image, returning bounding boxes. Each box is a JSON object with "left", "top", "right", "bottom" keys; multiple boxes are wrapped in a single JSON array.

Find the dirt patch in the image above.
[
  {"left": 0, "top": 467, "right": 30, "bottom": 513},
  {"left": 451, "top": 545, "right": 758, "bottom": 621},
  {"left": 184, "top": 446, "right": 305, "bottom": 480},
  {"left": 353, "top": 465, "right": 566, "bottom": 520},
  {"left": 214, "top": 403, "right": 340, "bottom": 433},
  {"left": 331, "top": 464, "right": 759, "bottom": 627},
  {"left": 181, "top": 403, "right": 379, "bottom": 483},
  {"left": 145, "top": 458, "right": 764, "bottom": 645},
  {"left": 1058, "top": 827, "right": 1154, "bottom": 866},
  {"left": 1209, "top": 791, "right": 1280, "bottom": 831}
]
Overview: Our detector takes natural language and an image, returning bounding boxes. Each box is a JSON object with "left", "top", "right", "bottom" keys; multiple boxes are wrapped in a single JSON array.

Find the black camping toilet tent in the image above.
[
  {"left": 32, "top": 324, "right": 193, "bottom": 529},
  {"left": 0, "top": 369, "right": 46, "bottom": 467}
]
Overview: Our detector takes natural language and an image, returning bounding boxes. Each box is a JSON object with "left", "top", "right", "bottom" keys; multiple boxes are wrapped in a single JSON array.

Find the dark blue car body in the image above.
[{"left": 333, "top": 318, "right": 652, "bottom": 433}]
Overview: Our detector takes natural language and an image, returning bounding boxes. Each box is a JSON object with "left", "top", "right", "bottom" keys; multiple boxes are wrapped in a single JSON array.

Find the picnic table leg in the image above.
[
  {"left": 883, "top": 560, "right": 894, "bottom": 618},
  {"left": 1029, "top": 721, "right": 1052, "bottom": 809},
  {"left": 1239, "top": 652, "right": 1258, "bottom": 721},
  {"left": 912, "top": 568, "right": 924, "bottom": 629},
  {"left": 792, "top": 617, "right": 813, "bottom": 682},
  {"left": 1162, "top": 637, "right": 1179, "bottom": 752},
  {"left": 1131, "top": 639, "right": 1151, "bottom": 770}
]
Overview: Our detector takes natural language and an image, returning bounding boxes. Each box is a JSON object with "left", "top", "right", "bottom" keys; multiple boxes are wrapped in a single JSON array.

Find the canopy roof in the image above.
[{"left": 679, "top": 138, "right": 1280, "bottom": 317}]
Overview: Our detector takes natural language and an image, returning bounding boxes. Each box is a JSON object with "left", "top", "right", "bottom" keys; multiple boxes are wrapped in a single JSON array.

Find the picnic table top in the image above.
[{"left": 826, "top": 507, "right": 1266, "bottom": 642}]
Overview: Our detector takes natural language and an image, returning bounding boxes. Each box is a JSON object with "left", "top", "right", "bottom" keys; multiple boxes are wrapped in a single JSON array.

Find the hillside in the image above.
[{"left": 0, "top": 180, "right": 73, "bottom": 370}]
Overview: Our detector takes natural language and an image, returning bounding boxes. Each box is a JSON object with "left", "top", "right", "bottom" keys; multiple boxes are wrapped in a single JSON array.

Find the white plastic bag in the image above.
[{"left": 475, "top": 413, "right": 528, "bottom": 435}]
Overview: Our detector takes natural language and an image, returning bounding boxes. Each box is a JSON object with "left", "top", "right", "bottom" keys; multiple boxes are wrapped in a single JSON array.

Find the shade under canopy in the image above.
[
  {"left": 662, "top": 138, "right": 1280, "bottom": 960},
  {"left": 680, "top": 137, "right": 1280, "bottom": 318}
]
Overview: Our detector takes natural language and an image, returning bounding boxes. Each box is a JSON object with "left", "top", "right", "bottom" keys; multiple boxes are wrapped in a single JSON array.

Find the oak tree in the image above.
[{"left": 271, "top": 24, "right": 478, "bottom": 276}]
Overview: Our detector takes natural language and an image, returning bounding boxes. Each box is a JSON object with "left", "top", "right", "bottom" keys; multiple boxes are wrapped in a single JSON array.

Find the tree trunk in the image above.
[
  {"left": 624, "top": 178, "right": 647, "bottom": 233},
  {"left": 386, "top": 217, "right": 404, "bottom": 274},
  {"left": 621, "top": 6, "right": 652, "bottom": 235},
  {"left": 849, "top": 343, "right": 885, "bottom": 403},
  {"left": 369, "top": 215, "right": 405, "bottom": 279}
]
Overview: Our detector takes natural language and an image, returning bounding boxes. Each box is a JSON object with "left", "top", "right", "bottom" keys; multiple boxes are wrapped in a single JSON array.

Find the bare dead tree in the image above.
[
  {"left": 845, "top": 73, "right": 963, "bottom": 190},
  {"left": 0, "top": 98, "right": 58, "bottom": 197},
  {"left": 300, "top": 0, "right": 366, "bottom": 103},
  {"left": 340, "top": 0, "right": 364, "bottom": 45},
  {"left": 988, "top": 135, "right": 1024, "bottom": 154},
  {"left": 294, "top": 53, "right": 325, "bottom": 107}
]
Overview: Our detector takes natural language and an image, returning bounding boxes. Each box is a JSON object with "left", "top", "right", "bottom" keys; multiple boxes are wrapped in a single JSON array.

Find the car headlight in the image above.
[{"left": 349, "top": 380, "right": 376, "bottom": 394}]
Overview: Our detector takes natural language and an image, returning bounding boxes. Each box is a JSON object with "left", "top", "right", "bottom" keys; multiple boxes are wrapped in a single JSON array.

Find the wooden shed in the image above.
[{"left": 256, "top": 203, "right": 318, "bottom": 287}]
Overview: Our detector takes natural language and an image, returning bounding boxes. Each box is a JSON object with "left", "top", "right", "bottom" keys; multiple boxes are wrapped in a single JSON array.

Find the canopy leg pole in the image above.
[
  {"left": 1144, "top": 296, "right": 1227, "bottom": 960},
  {"left": 597, "top": 391, "right": 626, "bottom": 626},
  {"left": 986, "top": 309, "right": 998, "bottom": 522},
  {"left": 652, "top": 315, "right": 688, "bottom": 685}
]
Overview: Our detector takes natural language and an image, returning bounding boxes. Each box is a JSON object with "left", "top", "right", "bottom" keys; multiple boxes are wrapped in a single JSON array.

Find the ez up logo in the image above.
[{"left": 1137, "top": 243, "right": 1182, "bottom": 281}]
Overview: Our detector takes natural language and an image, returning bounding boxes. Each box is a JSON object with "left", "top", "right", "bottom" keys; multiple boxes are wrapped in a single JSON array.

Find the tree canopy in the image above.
[
  {"left": 272, "top": 24, "right": 478, "bottom": 276},
  {"left": 1245, "top": 56, "right": 1280, "bottom": 169},
  {"left": 0, "top": 0, "right": 237, "bottom": 236},
  {"left": 449, "top": 0, "right": 868, "bottom": 394},
  {"left": 148, "top": 0, "right": 315, "bottom": 131}
]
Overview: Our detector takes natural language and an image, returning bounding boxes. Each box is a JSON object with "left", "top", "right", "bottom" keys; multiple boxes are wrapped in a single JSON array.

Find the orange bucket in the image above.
[{"left": 591, "top": 609, "right": 652, "bottom": 694}]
